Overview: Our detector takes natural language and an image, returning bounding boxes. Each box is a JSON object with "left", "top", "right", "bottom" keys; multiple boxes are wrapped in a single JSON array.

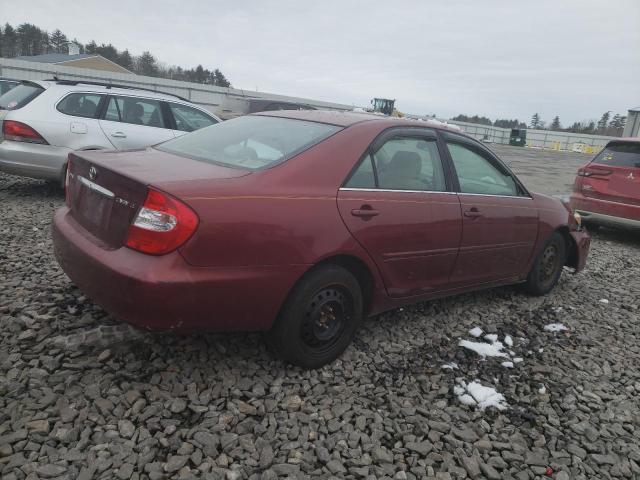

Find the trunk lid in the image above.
[
  {"left": 66, "top": 148, "right": 249, "bottom": 248},
  {"left": 579, "top": 142, "right": 640, "bottom": 206}
]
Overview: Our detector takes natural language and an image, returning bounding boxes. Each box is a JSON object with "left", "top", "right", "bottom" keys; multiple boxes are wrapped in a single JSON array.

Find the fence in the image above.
[
  {"left": 448, "top": 120, "right": 618, "bottom": 154},
  {"left": 0, "top": 57, "right": 353, "bottom": 118}
]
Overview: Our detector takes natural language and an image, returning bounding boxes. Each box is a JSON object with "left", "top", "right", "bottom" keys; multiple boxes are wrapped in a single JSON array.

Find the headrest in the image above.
[{"left": 389, "top": 151, "right": 421, "bottom": 177}]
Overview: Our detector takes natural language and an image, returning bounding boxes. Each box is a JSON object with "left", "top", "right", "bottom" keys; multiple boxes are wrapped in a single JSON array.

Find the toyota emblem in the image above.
[{"left": 88, "top": 166, "right": 97, "bottom": 181}]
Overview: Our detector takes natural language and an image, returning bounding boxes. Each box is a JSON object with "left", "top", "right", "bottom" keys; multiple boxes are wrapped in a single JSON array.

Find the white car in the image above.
[{"left": 0, "top": 79, "right": 221, "bottom": 185}]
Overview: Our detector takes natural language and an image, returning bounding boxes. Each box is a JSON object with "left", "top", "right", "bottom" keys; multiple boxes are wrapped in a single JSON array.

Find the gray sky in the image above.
[{"left": 5, "top": 0, "right": 639, "bottom": 124}]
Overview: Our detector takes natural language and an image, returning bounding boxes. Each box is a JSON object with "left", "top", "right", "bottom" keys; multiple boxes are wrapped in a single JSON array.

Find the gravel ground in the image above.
[{"left": 1, "top": 146, "right": 639, "bottom": 480}]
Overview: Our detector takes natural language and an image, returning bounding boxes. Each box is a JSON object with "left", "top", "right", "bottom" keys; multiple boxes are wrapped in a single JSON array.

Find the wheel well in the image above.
[
  {"left": 557, "top": 226, "right": 578, "bottom": 269},
  {"left": 314, "top": 255, "right": 375, "bottom": 315}
]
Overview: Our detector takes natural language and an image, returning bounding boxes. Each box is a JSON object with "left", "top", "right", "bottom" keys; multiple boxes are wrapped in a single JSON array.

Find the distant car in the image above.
[
  {"left": 0, "top": 79, "right": 220, "bottom": 185},
  {"left": 247, "top": 98, "right": 316, "bottom": 114},
  {"left": 52, "top": 111, "right": 590, "bottom": 368},
  {"left": 0, "top": 77, "right": 20, "bottom": 96},
  {"left": 570, "top": 138, "right": 640, "bottom": 229}
]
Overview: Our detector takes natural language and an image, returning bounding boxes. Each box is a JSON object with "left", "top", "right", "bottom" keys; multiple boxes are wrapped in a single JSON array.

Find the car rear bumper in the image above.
[
  {"left": 570, "top": 193, "right": 640, "bottom": 229},
  {"left": 52, "top": 207, "right": 308, "bottom": 332},
  {"left": 0, "top": 140, "right": 70, "bottom": 181}
]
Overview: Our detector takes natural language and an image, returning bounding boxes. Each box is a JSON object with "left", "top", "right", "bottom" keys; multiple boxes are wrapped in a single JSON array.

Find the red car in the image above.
[
  {"left": 53, "top": 111, "right": 590, "bottom": 368},
  {"left": 570, "top": 138, "right": 640, "bottom": 230}
]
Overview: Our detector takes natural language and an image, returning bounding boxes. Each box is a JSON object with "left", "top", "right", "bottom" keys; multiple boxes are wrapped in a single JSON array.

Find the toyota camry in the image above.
[{"left": 53, "top": 110, "right": 590, "bottom": 368}]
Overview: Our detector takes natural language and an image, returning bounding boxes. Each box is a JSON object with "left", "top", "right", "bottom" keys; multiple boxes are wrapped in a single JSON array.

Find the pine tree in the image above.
[
  {"left": 117, "top": 49, "right": 134, "bottom": 71},
  {"left": 597, "top": 111, "right": 611, "bottom": 133},
  {"left": 136, "top": 51, "right": 158, "bottom": 76},
  {"left": 85, "top": 40, "right": 97, "bottom": 54},
  {"left": 49, "top": 29, "right": 68, "bottom": 53},
  {"left": 213, "top": 69, "right": 230, "bottom": 87},
  {"left": 530, "top": 113, "right": 542, "bottom": 129},
  {"left": 2, "top": 23, "right": 17, "bottom": 57},
  {"left": 550, "top": 116, "right": 561, "bottom": 130}
]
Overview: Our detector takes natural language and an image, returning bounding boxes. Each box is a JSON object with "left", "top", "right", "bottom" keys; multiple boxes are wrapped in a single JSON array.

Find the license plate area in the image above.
[{"left": 74, "top": 175, "right": 115, "bottom": 238}]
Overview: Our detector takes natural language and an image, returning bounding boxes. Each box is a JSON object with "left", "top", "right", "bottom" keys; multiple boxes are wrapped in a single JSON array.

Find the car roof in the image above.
[
  {"left": 32, "top": 80, "right": 190, "bottom": 103},
  {"left": 607, "top": 137, "right": 640, "bottom": 145},
  {"left": 253, "top": 109, "right": 464, "bottom": 133}
]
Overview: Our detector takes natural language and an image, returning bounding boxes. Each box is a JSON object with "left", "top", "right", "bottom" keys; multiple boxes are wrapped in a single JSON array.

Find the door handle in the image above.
[
  {"left": 351, "top": 205, "right": 380, "bottom": 218},
  {"left": 464, "top": 208, "right": 482, "bottom": 218},
  {"left": 111, "top": 132, "right": 127, "bottom": 138}
]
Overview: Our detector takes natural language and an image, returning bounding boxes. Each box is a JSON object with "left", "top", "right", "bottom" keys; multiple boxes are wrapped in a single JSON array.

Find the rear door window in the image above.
[
  {"left": 593, "top": 143, "right": 640, "bottom": 168},
  {"left": 0, "top": 83, "right": 44, "bottom": 110},
  {"left": 168, "top": 103, "right": 217, "bottom": 132},
  {"left": 374, "top": 138, "right": 447, "bottom": 191},
  {"left": 57, "top": 93, "right": 103, "bottom": 118},
  {"left": 103, "top": 96, "right": 166, "bottom": 128}
]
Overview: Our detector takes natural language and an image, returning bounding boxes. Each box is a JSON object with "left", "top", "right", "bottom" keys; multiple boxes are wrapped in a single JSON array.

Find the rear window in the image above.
[
  {"left": 0, "top": 80, "right": 19, "bottom": 96},
  {"left": 593, "top": 143, "right": 640, "bottom": 168},
  {"left": 0, "top": 83, "right": 44, "bottom": 110},
  {"left": 156, "top": 115, "right": 341, "bottom": 169}
]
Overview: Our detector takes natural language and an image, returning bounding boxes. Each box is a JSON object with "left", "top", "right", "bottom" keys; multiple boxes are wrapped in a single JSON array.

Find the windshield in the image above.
[
  {"left": 156, "top": 115, "right": 341, "bottom": 169},
  {"left": 593, "top": 143, "right": 640, "bottom": 168},
  {"left": 0, "top": 83, "right": 44, "bottom": 110}
]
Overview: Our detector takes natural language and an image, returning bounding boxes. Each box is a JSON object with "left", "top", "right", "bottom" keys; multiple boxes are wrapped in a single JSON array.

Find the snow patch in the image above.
[
  {"left": 469, "top": 327, "right": 483, "bottom": 337},
  {"left": 484, "top": 333, "right": 498, "bottom": 343},
  {"left": 599, "top": 298, "right": 609, "bottom": 304},
  {"left": 544, "top": 323, "right": 568, "bottom": 332},
  {"left": 454, "top": 380, "right": 508, "bottom": 411},
  {"left": 504, "top": 335, "right": 513, "bottom": 347},
  {"left": 538, "top": 384, "right": 547, "bottom": 394},
  {"left": 501, "top": 361, "right": 514, "bottom": 368},
  {"left": 513, "top": 357, "right": 524, "bottom": 363},
  {"left": 459, "top": 339, "right": 509, "bottom": 358},
  {"left": 442, "top": 362, "right": 458, "bottom": 370}
]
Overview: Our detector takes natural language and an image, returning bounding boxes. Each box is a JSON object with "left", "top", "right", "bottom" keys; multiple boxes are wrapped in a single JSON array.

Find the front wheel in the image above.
[
  {"left": 265, "top": 265, "right": 363, "bottom": 369},
  {"left": 522, "top": 232, "right": 567, "bottom": 296}
]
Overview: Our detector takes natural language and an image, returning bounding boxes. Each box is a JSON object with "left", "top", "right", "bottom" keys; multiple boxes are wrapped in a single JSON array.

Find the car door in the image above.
[
  {"left": 99, "top": 95, "right": 175, "bottom": 149},
  {"left": 166, "top": 102, "right": 219, "bottom": 138},
  {"left": 53, "top": 92, "right": 112, "bottom": 150},
  {"left": 441, "top": 131, "right": 538, "bottom": 286},
  {"left": 337, "top": 128, "right": 462, "bottom": 298}
]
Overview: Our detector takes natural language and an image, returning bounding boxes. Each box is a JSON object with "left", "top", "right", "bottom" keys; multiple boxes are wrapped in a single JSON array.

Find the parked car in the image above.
[
  {"left": 0, "top": 79, "right": 220, "bottom": 185},
  {"left": 570, "top": 138, "right": 640, "bottom": 230},
  {"left": 0, "top": 77, "right": 20, "bottom": 96},
  {"left": 52, "top": 111, "right": 590, "bottom": 368},
  {"left": 247, "top": 98, "right": 317, "bottom": 113}
]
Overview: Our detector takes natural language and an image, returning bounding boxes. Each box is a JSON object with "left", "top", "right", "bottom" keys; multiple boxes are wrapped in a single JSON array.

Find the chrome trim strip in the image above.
[
  {"left": 77, "top": 175, "right": 115, "bottom": 198},
  {"left": 457, "top": 192, "right": 533, "bottom": 200},
  {"left": 339, "top": 187, "right": 457, "bottom": 195}
]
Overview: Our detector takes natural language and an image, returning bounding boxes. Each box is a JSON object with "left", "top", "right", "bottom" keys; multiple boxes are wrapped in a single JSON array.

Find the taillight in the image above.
[
  {"left": 125, "top": 188, "right": 198, "bottom": 255},
  {"left": 2, "top": 120, "right": 48, "bottom": 144}
]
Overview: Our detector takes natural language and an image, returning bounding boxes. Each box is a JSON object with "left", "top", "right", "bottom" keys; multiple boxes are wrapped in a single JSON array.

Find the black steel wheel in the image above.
[
  {"left": 265, "top": 265, "right": 363, "bottom": 369},
  {"left": 523, "top": 232, "right": 567, "bottom": 296}
]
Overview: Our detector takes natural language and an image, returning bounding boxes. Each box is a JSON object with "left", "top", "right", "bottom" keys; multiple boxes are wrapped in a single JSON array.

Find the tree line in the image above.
[
  {"left": 0, "top": 22, "right": 231, "bottom": 87},
  {"left": 451, "top": 111, "right": 627, "bottom": 137}
]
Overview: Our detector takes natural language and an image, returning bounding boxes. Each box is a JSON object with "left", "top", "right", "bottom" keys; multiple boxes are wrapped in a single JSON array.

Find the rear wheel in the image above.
[
  {"left": 523, "top": 232, "right": 567, "bottom": 295},
  {"left": 265, "top": 265, "right": 362, "bottom": 369}
]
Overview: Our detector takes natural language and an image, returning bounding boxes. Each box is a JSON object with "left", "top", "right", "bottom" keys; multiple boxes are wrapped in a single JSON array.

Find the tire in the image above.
[
  {"left": 523, "top": 232, "right": 567, "bottom": 296},
  {"left": 265, "top": 265, "right": 363, "bottom": 369}
]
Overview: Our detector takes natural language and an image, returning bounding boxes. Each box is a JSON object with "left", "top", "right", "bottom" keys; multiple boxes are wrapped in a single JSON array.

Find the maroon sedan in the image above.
[
  {"left": 570, "top": 138, "right": 640, "bottom": 230},
  {"left": 53, "top": 111, "right": 590, "bottom": 368}
]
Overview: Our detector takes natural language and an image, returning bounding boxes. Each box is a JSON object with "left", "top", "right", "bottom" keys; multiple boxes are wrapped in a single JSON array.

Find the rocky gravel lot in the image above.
[{"left": 1, "top": 149, "right": 640, "bottom": 480}]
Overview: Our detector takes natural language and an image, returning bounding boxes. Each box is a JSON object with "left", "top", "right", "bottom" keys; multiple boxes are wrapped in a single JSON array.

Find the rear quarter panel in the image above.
[{"left": 173, "top": 121, "right": 390, "bottom": 309}]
